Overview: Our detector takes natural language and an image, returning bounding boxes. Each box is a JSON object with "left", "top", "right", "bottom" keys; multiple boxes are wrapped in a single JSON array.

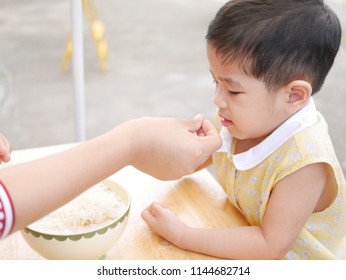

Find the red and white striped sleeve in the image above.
[{"left": 0, "top": 180, "right": 15, "bottom": 240}]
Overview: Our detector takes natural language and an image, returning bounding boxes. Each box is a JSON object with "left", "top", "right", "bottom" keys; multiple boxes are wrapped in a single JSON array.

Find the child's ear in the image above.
[{"left": 284, "top": 80, "right": 312, "bottom": 112}]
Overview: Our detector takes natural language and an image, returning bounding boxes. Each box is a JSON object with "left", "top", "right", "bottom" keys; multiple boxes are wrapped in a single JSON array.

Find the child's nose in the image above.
[{"left": 213, "top": 88, "right": 227, "bottom": 109}]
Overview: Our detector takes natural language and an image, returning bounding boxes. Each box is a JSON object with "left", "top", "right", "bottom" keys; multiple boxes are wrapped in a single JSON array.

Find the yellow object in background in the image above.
[
  {"left": 61, "top": 35, "right": 73, "bottom": 72},
  {"left": 62, "top": 0, "right": 109, "bottom": 72},
  {"left": 91, "top": 20, "right": 105, "bottom": 41}
]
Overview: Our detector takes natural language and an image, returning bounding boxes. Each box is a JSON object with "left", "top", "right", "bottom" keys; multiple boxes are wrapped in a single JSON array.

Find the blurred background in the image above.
[{"left": 0, "top": 0, "right": 345, "bottom": 173}]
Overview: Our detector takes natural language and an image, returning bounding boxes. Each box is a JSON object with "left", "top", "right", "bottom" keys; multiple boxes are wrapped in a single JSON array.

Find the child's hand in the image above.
[
  {"left": 0, "top": 132, "right": 11, "bottom": 164},
  {"left": 141, "top": 202, "right": 187, "bottom": 246}
]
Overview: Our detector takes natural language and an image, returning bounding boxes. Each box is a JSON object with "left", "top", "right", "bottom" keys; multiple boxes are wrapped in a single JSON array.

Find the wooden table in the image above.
[{"left": 0, "top": 144, "right": 247, "bottom": 260}]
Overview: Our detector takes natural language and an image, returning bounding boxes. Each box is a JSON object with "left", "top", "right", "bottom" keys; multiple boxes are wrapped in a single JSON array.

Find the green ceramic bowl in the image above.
[{"left": 21, "top": 180, "right": 130, "bottom": 260}]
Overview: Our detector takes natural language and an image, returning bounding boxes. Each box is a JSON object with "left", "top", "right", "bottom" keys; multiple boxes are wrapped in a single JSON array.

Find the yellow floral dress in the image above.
[{"left": 213, "top": 99, "right": 346, "bottom": 259}]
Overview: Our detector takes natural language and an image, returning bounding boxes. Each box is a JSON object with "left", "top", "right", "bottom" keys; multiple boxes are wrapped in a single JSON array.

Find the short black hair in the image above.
[{"left": 206, "top": 0, "right": 342, "bottom": 94}]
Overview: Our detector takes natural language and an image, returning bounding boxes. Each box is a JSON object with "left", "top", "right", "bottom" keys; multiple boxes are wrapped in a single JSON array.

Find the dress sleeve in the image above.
[{"left": 0, "top": 180, "right": 15, "bottom": 239}]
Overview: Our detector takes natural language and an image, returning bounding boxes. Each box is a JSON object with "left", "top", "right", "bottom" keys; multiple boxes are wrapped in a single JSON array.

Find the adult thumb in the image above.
[
  {"left": 186, "top": 114, "right": 204, "bottom": 133},
  {"left": 199, "top": 119, "right": 222, "bottom": 152}
]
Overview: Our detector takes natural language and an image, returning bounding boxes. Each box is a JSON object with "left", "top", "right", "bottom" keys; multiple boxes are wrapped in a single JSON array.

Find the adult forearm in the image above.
[{"left": 0, "top": 122, "right": 135, "bottom": 232}]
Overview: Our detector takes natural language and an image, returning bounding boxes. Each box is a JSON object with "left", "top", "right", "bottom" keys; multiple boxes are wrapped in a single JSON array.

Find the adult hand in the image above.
[
  {"left": 0, "top": 132, "right": 11, "bottom": 164},
  {"left": 130, "top": 115, "right": 222, "bottom": 180}
]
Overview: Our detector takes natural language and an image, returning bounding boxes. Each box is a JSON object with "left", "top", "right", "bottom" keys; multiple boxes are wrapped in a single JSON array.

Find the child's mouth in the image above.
[{"left": 220, "top": 116, "right": 233, "bottom": 127}]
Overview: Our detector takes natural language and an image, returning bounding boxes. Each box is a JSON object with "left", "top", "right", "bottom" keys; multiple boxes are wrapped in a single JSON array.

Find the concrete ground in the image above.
[{"left": 0, "top": 0, "right": 345, "bottom": 174}]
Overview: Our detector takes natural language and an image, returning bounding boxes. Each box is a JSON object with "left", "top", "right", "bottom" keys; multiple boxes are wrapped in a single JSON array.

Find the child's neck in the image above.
[{"left": 233, "top": 136, "right": 267, "bottom": 155}]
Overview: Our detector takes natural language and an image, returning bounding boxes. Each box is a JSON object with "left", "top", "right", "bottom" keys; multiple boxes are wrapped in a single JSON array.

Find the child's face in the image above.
[{"left": 207, "top": 44, "right": 290, "bottom": 142}]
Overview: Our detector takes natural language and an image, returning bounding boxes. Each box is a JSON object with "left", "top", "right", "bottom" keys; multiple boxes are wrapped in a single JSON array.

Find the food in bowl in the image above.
[
  {"left": 21, "top": 179, "right": 130, "bottom": 260},
  {"left": 29, "top": 181, "right": 126, "bottom": 235}
]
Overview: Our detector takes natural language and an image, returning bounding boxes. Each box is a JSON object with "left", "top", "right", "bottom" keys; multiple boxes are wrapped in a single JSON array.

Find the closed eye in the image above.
[{"left": 228, "top": 91, "right": 243, "bottom": 95}]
